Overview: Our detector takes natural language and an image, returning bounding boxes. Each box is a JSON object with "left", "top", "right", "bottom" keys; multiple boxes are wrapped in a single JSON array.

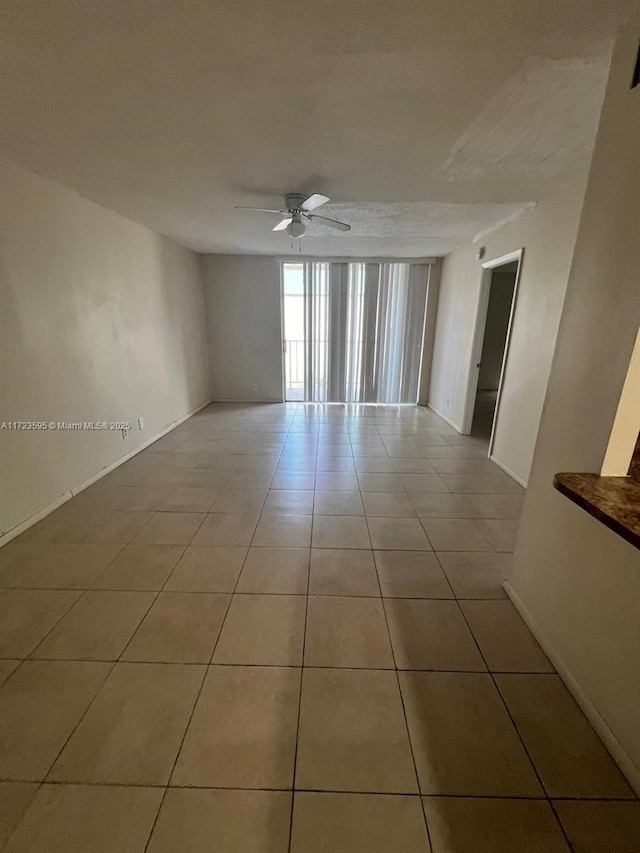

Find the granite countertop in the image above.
[{"left": 553, "top": 472, "right": 640, "bottom": 550}]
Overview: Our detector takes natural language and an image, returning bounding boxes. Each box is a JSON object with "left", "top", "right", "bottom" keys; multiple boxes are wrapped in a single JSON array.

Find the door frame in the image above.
[
  {"left": 279, "top": 261, "right": 287, "bottom": 403},
  {"left": 460, "top": 249, "right": 524, "bottom": 457}
]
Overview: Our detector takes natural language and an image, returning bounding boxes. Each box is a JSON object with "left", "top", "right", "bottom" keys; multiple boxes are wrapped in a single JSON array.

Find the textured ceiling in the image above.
[{"left": 0, "top": 0, "right": 625, "bottom": 256}]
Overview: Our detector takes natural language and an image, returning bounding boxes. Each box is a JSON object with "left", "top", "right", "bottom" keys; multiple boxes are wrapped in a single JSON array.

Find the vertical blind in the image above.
[{"left": 292, "top": 261, "right": 430, "bottom": 404}]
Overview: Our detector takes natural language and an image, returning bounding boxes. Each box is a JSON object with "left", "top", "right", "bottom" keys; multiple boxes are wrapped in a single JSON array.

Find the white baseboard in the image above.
[
  {"left": 426, "top": 406, "right": 529, "bottom": 489},
  {"left": 425, "top": 404, "right": 463, "bottom": 433},
  {"left": 504, "top": 580, "right": 640, "bottom": 796},
  {"left": 0, "top": 493, "right": 74, "bottom": 549},
  {"left": 211, "top": 398, "right": 284, "bottom": 404},
  {"left": 0, "top": 397, "right": 214, "bottom": 549},
  {"left": 489, "top": 454, "right": 528, "bottom": 488}
]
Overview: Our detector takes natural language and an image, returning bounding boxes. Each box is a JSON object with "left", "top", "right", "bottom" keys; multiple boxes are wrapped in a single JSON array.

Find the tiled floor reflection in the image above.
[{"left": 0, "top": 402, "right": 637, "bottom": 852}]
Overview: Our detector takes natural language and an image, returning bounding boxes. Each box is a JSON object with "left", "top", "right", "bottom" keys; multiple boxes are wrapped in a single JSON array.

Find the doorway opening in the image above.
[
  {"left": 462, "top": 250, "right": 522, "bottom": 450},
  {"left": 472, "top": 260, "right": 518, "bottom": 437},
  {"left": 281, "top": 260, "right": 430, "bottom": 404}
]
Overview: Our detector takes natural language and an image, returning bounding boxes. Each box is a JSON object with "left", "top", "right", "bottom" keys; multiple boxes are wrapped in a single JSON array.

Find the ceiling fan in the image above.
[{"left": 235, "top": 193, "right": 351, "bottom": 237}]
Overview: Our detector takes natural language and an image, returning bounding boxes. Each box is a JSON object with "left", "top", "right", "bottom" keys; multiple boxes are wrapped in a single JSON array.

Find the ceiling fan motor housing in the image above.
[{"left": 285, "top": 193, "right": 308, "bottom": 212}]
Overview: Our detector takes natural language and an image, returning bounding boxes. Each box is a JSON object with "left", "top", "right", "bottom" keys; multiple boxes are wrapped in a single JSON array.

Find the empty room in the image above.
[{"left": 0, "top": 2, "right": 638, "bottom": 852}]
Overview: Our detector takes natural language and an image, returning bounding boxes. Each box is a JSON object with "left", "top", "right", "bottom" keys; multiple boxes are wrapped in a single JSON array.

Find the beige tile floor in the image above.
[{"left": 0, "top": 402, "right": 638, "bottom": 852}]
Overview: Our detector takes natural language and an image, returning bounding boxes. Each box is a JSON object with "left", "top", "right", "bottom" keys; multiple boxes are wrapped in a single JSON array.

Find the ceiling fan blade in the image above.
[
  {"left": 234, "top": 206, "right": 286, "bottom": 214},
  {"left": 301, "top": 193, "right": 329, "bottom": 211},
  {"left": 273, "top": 217, "right": 292, "bottom": 231},
  {"left": 307, "top": 214, "right": 351, "bottom": 232}
]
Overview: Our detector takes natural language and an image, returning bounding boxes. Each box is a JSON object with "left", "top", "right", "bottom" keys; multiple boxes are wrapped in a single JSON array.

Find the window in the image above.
[{"left": 282, "top": 261, "right": 430, "bottom": 404}]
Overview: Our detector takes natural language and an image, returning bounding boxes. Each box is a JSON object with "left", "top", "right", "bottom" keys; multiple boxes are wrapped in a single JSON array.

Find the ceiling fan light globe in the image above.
[{"left": 288, "top": 220, "right": 306, "bottom": 238}]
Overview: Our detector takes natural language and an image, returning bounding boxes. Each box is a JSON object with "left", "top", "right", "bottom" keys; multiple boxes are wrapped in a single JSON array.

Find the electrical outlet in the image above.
[
  {"left": 251, "top": 384, "right": 257, "bottom": 391},
  {"left": 138, "top": 417, "right": 144, "bottom": 430}
]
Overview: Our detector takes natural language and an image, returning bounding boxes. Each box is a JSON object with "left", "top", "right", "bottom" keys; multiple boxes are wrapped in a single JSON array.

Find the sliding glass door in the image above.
[{"left": 282, "top": 260, "right": 430, "bottom": 404}]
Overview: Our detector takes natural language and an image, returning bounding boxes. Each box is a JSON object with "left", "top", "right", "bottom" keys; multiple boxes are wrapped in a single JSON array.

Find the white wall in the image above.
[
  {"left": 0, "top": 157, "right": 211, "bottom": 541},
  {"left": 418, "top": 259, "right": 441, "bottom": 405},
  {"left": 426, "top": 247, "right": 481, "bottom": 427},
  {"left": 429, "top": 175, "right": 588, "bottom": 483},
  {"left": 477, "top": 270, "right": 515, "bottom": 391},
  {"left": 201, "top": 254, "right": 284, "bottom": 402},
  {"left": 508, "top": 25, "right": 640, "bottom": 790}
]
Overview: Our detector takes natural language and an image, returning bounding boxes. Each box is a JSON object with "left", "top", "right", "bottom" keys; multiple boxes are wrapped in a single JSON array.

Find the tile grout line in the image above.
[
  {"left": 1, "top": 775, "right": 637, "bottom": 801},
  {"left": 139, "top": 407, "right": 296, "bottom": 853},
  {"left": 248, "top": 405, "right": 300, "bottom": 549},
  {"left": 287, "top": 401, "right": 316, "bottom": 852},
  {"left": 89, "top": 542, "right": 187, "bottom": 591},
  {"left": 16, "top": 589, "right": 94, "bottom": 664},
  {"left": 364, "top": 449, "right": 434, "bottom": 853},
  {"left": 286, "top": 545, "right": 310, "bottom": 849},
  {"left": 1, "top": 657, "right": 568, "bottom": 674},
  {"left": 66, "top": 497, "right": 200, "bottom": 667},
  {"left": 36, "top": 521, "right": 193, "bottom": 790},
  {"left": 214, "top": 404, "right": 305, "bottom": 850},
  {"left": 39, "top": 658, "right": 117, "bottom": 785},
  {"left": 93, "top": 411, "right": 295, "bottom": 851},
  {"left": 454, "top": 596, "right": 577, "bottom": 852},
  {"left": 0, "top": 505, "right": 525, "bottom": 519},
  {"left": 114, "top": 567, "right": 178, "bottom": 665},
  {"left": 1, "top": 549, "right": 512, "bottom": 593}
]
